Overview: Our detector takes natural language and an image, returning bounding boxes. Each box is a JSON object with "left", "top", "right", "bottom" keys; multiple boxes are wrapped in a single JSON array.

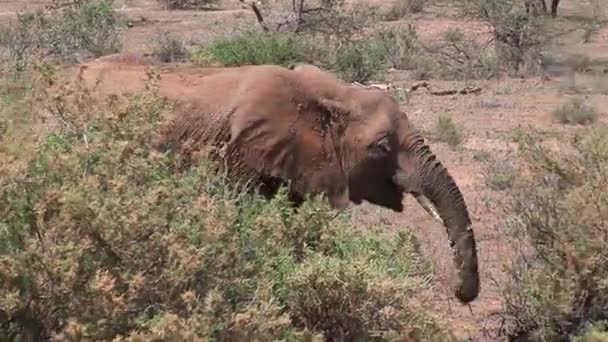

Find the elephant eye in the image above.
[{"left": 372, "top": 136, "right": 391, "bottom": 154}]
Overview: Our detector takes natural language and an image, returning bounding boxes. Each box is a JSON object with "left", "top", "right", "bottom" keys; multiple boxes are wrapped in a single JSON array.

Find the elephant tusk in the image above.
[{"left": 414, "top": 194, "right": 444, "bottom": 225}]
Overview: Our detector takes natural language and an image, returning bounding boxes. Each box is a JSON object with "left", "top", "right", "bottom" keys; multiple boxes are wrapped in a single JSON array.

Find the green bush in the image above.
[
  {"left": 434, "top": 113, "right": 463, "bottom": 146},
  {"left": 500, "top": 127, "right": 608, "bottom": 340},
  {"left": 0, "top": 0, "right": 124, "bottom": 68},
  {"left": 378, "top": 25, "right": 420, "bottom": 70},
  {"left": 195, "top": 30, "right": 390, "bottom": 83},
  {"left": 0, "top": 68, "right": 450, "bottom": 341},
  {"left": 332, "top": 38, "right": 388, "bottom": 83},
  {"left": 193, "top": 31, "right": 309, "bottom": 67},
  {"left": 552, "top": 98, "right": 599, "bottom": 125}
]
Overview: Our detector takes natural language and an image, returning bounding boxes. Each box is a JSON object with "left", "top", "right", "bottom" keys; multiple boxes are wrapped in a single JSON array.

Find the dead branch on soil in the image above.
[
  {"left": 352, "top": 80, "right": 482, "bottom": 96},
  {"left": 410, "top": 81, "right": 482, "bottom": 96},
  {"left": 409, "top": 81, "right": 483, "bottom": 96}
]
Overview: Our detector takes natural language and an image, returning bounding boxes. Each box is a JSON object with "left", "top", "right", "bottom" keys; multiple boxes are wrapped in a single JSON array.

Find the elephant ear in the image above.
[{"left": 224, "top": 96, "right": 351, "bottom": 208}]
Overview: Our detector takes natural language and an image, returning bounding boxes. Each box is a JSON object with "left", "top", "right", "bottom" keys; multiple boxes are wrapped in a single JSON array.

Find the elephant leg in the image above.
[{"left": 257, "top": 175, "right": 307, "bottom": 208}]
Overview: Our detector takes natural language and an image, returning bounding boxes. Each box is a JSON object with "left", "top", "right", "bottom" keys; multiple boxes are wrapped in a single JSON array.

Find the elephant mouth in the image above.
[
  {"left": 384, "top": 179, "right": 405, "bottom": 212},
  {"left": 389, "top": 179, "right": 441, "bottom": 220},
  {"left": 349, "top": 177, "right": 404, "bottom": 212}
]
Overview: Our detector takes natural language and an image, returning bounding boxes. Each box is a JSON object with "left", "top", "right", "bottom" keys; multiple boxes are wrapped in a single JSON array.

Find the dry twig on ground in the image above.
[{"left": 353, "top": 80, "right": 482, "bottom": 96}]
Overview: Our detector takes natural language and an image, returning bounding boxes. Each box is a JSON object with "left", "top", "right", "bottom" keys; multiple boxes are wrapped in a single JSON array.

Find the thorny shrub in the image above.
[
  {"left": 377, "top": 24, "right": 420, "bottom": 71},
  {"left": 331, "top": 38, "right": 388, "bottom": 83},
  {"left": 253, "top": 0, "right": 373, "bottom": 40},
  {"left": 194, "top": 2, "right": 427, "bottom": 82},
  {"left": 457, "top": 0, "right": 551, "bottom": 75},
  {"left": 0, "top": 0, "right": 124, "bottom": 69},
  {"left": 425, "top": 29, "right": 502, "bottom": 80},
  {"left": 0, "top": 65, "right": 452, "bottom": 341},
  {"left": 151, "top": 32, "right": 189, "bottom": 63},
  {"left": 551, "top": 98, "right": 599, "bottom": 125},
  {"left": 499, "top": 127, "right": 608, "bottom": 340},
  {"left": 234, "top": 0, "right": 383, "bottom": 77}
]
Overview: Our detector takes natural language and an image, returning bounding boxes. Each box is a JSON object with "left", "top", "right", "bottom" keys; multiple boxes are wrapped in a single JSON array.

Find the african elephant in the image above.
[
  {"left": 525, "top": 0, "right": 560, "bottom": 17},
  {"left": 151, "top": 62, "right": 480, "bottom": 304}
]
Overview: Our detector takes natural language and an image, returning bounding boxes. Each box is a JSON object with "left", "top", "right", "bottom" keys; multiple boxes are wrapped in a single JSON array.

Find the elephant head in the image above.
[{"left": 288, "top": 63, "right": 480, "bottom": 303}]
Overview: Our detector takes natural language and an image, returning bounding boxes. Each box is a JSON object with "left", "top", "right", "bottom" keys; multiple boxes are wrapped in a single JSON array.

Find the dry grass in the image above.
[
  {"left": 484, "top": 156, "right": 517, "bottom": 191},
  {"left": 551, "top": 98, "right": 599, "bottom": 125}
]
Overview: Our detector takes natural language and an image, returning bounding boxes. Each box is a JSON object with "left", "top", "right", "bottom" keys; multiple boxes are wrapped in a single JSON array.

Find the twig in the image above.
[
  {"left": 239, "top": 0, "right": 269, "bottom": 32},
  {"left": 408, "top": 81, "right": 430, "bottom": 92},
  {"left": 407, "top": 81, "right": 482, "bottom": 96},
  {"left": 351, "top": 80, "right": 481, "bottom": 96},
  {"left": 429, "top": 86, "right": 482, "bottom": 96}
]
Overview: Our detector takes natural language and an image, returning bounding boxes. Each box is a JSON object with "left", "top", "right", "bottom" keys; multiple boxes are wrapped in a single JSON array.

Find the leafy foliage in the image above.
[
  {"left": 193, "top": 31, "right": 310, "bottom": 67},
  {"left": 194, "top": 29, "right": 393, "bottom": 83}
]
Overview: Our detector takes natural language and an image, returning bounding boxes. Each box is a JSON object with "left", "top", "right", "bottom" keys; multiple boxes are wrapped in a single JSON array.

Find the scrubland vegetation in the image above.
[
  {"left": 1, "top": 0, "right": 607, "bottom": 340},
  {"left": 500, "top": 127, "right": 608, "bottom": 341},
  {"left": 0, "top": 65, "right": 448, "bottom": 340}
]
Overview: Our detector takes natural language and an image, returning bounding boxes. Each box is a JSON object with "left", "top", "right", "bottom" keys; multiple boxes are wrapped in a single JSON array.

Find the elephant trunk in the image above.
[{"left": 396, "top": 133, "right": 480, "bottom": 303}]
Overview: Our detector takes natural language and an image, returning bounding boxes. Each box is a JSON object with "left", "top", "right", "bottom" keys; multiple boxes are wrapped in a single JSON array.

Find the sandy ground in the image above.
[{"left": 1, "top": 0, "right": 607, "bottom": 340}]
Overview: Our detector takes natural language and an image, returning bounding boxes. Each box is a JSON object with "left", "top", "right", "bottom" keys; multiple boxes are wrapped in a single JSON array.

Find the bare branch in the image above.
[
  {"left": 240, "top": 0, "right": 269, "bottom": 32},
  {"left": 353, "top": 80, "right": 481, "bottom": 97}
]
